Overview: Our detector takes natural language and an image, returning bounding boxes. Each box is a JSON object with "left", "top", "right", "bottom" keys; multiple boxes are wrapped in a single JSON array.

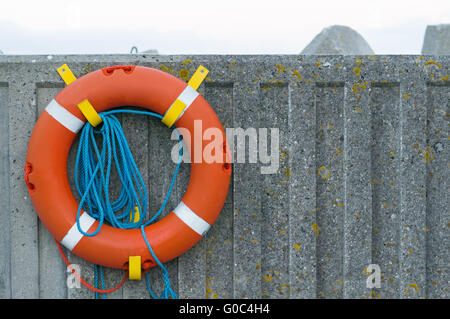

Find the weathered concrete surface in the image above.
[
  {"left": 422, "top": 24, "right": 450, "bottom": 55},
  {"left": 0, "top": 55, "right": 448, "bottom": 299},
  {"left": 301, "top": 25, "right": 375, "bottom": 55}
]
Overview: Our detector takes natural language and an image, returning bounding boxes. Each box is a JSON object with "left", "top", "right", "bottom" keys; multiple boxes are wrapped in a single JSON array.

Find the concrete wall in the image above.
[{"left": 0, "top": 54, "right": 448, "bottom": 299}]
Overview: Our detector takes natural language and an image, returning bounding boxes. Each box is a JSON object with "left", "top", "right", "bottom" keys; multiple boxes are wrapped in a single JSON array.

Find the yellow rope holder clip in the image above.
[
  {"left": 128, "top": 256, "right": 142, "bottom": 280},
  {"left": 57, "top": 64, "right": 103, "bottom": 127},
  {"left": 161, "top": 65, "right": 209, "bottom": 128},
  {"left": 129, "top": 206, "right": 140, "bottom": 223},
  {"left": 187, "top": 65, "right": 209, "bottom": 91},
  {"left": 56, "top": 64, "right": 77, "bottom": 85},
  {"left": 77, "top": 99, "right": 103, "bottom": 127},
  {"left": 57, "top": 63, "right": 140, "bottom": 279}
]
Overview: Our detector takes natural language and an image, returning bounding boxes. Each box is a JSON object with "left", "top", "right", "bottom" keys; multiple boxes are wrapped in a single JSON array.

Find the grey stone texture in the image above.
[
  {"left": 422, "top": 24, "right": 450, "bottom": 55},
  {"left": 0, "top": 54, "right": 448, "bottom": 299},
  {"left": 301, "top": 25, "right": 375, "bottom": 55}
]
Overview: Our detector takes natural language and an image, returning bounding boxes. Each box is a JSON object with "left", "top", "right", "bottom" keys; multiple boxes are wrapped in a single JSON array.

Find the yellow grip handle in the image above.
[
  {"left": 57, "top": 64, "right": 77, "bottom": 85},
  {"left": 161, "top": 65, "right": 209, "bottom": 128},
  {"left": 77, "top": 99, "right": 103, "bottom": 127},
  {"left": 187, "top": 65, "right": 209, "bottom": 90},
  {"left": 129, "top": 256, "right": 141, "bottom": 280}
]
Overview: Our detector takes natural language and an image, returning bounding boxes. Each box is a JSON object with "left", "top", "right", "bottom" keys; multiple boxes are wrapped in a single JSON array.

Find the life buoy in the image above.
[{"left": 25, "top": 65, "right": 231, "bottom": 270}]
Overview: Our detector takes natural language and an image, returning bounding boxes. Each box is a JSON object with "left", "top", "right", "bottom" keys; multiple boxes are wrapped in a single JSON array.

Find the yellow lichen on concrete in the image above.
[
  {"left": 424, "top": 146, "right": 434, "bottom": 162},
  {"left": 263, "top": 272, "right": 273, "bottom": 282},
  {"left": 228, "top": 61, "right": 237, "bottom": 72},
  {"left": 312, "top": 223, "right": 320, "bottom": 237},
  {"left": 279, "top": 283, "right": 290, "bottom": 295},
  {"left": 275, "top": 64, "right": 286, "bottom": 73},
  {"left": 181, "top": 59, "right": 192, "bottom": 65},
  {"left": 159, "top": 64, "right": 175, "bottom": 74},
  {"left": 206, "top": 277, "right": 214, "bottom": 298},
  {"left": 352, "top": 82, "right": 368, "bottom": 95},
  {"left": 425, "top": 60, "right": 441, "bottom": 69},
  {"left": 318, "top": 166, "right": 330, "bottom": 180},
  {"left": 405, "top": 283, "right": 418, "bottom": 295},
  {"left": 179, "top": 68, "right": 190, "bottom": 81},
  {"left": 288, "top": 68, "right": 302, "bottom": 81}
]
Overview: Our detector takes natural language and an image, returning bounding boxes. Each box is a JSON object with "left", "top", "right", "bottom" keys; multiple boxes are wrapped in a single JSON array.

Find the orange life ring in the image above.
[{"left": 25, "top": 65, "right": 231, "bottom": 270}]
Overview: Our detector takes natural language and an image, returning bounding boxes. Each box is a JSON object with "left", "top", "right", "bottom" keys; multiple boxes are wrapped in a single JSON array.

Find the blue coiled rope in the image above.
[{"left": 74, "top": 109, "right": 181, "bottom": 299}]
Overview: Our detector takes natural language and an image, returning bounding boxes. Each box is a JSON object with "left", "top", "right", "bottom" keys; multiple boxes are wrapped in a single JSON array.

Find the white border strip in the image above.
[
  {"left": 45, "top": 99, "right": 84, "bottom": 133},
  {"left": 177, "top": 85, "right": 199, "bottom": 106},
  {"left": 60, "top": 212, "right": 96, "bottom": 251},
  {"left": 164, "top": 85, "right": 199, "bottom": 126},
  {"left": 174, "top": 201, "right": 210, "bottom": 236}
]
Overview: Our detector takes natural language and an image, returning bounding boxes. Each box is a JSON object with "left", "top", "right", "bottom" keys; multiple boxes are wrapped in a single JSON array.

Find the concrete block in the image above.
[
  {"left": 36, "top": 86, "right": 67, "bottom": 298},
  {"left": 8, "top": 70, "right": 39, "bottom": 298},
  {"left": 422, "top": 24, "right": 450, "bottom": 55},
  {"left": 0, "top": 82, "right": 10, "bottom": 298},
  {"left": 0, "top": 54, "right": 448, "bottom": 299},
  {"left": 301, "top": 25, "right": 375, "bottom": 55},
  {"left": 232, "top": 78, "right": 263, "bottom": 298},
  {"left": 288, "top": 81, "right": 318, "bottom": 298},
  {"left": 203, "top": 81, "right": 234, "bottom": 299}
]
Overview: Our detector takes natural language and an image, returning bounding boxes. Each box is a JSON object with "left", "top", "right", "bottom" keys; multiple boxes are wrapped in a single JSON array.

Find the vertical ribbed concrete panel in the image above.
[
  {"left": 289, "top": 80, "right": 317, "bottom": 298},
  {"left": 204, "top": 80, "right": 234, "bottom": 299},
  {"left": 36, "top": 84, "right": 67, "bottom": 298},
  {"left": 424, "top": 59, "right": 449, "bottom": 299},
  {"left": 369, "top": 81, "right": 401, "bottom": 298},
  {"left": 259, "top": 80, "right": 290, "bottom": 299},
  {"left": 232, "top": 59, "right": 262, "bottom": 298},
  {"left": 398, "top": 60, "right": 428, "bottom": 299},
  {"left": 315, "top": 82, "right": 345, "bottom": 298},
  {"left": 342, "top": 56, "right": 372, "bottom": 299},
  {"left": 0, "top": 55, "right": 448, "bottom": 299},
  {"left": 9, "top": 65, "right": 39, "bottom": 298},
  {"left": 230, "top": 58, "right": 264, "bottom": 298},
  {"left": 0, "top": 83, "right": 10, "bottom": 298}
]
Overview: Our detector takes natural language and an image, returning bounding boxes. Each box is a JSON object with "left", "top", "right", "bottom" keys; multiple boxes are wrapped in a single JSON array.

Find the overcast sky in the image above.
[{"left": 0, "top": 0, "right": 449, "bottom": 55}]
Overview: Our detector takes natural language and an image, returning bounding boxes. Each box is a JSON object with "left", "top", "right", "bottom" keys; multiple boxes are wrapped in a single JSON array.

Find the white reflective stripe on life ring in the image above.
[
  {"left": 60, "top": 212, "right": 96, "bottom": 251},
  {"left": 45, "top": 99, "right": 84, "bottom": 133},
  {"left": 173, "top": 201, "right": 210, "bottom": 236},
  {"left": 177, "top": 85, "right": 199, "bottom": 109},
  {"left": 162, "top": 85, "right": 199, "bottom": 127}
]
